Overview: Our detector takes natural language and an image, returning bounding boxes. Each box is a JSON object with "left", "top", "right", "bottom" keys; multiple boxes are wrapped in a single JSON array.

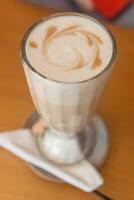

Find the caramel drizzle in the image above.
[
  {"left": 44, "top": 25, "right": 79, "bottom": 41},
  {"left": 43, "top": 25, "right": 103, "bottom": 69},
  {"left": 74, "top": 49, "right": 85, "bottom": 69},
  {"left": 92, "top": 48, "right": 102, "bottom": 68},
  {"left": 29, "top": 41, "right": 38, "bottom": 48},
  {"left": 58, "top": 25, "right": 80, "bottom": 34},
  {"left": 45, "top": 26, "right": 58, "bottom": 40},
  {"left": 78, "top": 30, "right": 102, "bottom": 45}
]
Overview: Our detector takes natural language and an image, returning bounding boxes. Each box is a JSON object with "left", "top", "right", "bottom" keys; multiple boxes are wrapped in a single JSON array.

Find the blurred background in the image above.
[{"left": 23, "top": 0, "right": 134, "bottom": 27}]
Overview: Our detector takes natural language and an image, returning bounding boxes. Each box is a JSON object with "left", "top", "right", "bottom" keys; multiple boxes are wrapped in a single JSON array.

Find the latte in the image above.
[
  {"left": 21, "top": 13, "right": 115, "bottom": 136},
  {"left": 21, "top": 13, "right": 116, "bottom": 164},
  {"left": 26, "top": 14, "right": 113, "bottom": 82}
]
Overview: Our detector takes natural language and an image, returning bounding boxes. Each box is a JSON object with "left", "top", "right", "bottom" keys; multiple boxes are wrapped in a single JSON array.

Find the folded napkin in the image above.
[{"left": 0, "top": 129, "right": 103, "bottom": 192}]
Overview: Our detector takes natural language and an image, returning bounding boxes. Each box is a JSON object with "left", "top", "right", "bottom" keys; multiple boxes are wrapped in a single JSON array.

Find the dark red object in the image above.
[{"left": 93, "top": 0, "right": 131, "bottom": 18}]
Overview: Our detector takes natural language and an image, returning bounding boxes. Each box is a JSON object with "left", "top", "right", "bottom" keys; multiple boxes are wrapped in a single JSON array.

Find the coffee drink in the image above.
[
  {"left": 26, "top": 14, "right": 113, "bottom": 82},
  {"left": 22, "top": 13, "right": 114, "bottom": 136},
  {"left": 21, "top": 13, "right": 116, "bottom": 164}
]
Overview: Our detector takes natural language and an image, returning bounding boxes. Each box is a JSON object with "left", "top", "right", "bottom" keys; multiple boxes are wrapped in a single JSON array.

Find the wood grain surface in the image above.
[{"left": 0, "top": 1, "right": 134, "bottom": 199}]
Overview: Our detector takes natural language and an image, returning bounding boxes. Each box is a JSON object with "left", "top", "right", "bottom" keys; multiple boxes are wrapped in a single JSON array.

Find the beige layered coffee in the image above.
[{"left": 23, "top": 13, "right": 114, "bottom": 135}]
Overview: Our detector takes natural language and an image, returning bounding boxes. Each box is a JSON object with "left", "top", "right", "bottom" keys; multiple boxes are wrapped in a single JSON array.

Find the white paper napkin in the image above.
[{"left": 0, "top": 129, "right": 103, "bottom": 192}]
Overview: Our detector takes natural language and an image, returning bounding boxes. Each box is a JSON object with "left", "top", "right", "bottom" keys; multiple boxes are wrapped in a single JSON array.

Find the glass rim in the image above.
[{"left": 20, "top": 12, "right": 117, "bottom": 84}]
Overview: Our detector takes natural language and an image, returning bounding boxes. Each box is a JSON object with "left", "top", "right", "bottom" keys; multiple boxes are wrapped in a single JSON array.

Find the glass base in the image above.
[
  {"left": 37, "top": 123, "right": 96, "bottom": 165},
  {"left": 24, "top": 112, "right": 109, "bottom": 182}
]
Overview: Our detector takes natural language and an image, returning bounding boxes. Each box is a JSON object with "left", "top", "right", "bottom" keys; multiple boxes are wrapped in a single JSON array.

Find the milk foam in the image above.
[{"left": 26, "top": 14, "right": 113, "bottom": 82}]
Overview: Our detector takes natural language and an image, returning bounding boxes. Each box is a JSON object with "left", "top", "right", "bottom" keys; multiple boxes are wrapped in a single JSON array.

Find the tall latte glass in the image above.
[{"left": 21, "top": 13, "right": 117, "bottom": 165}]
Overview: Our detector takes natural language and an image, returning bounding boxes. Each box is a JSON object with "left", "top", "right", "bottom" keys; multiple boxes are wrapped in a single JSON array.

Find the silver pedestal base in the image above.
[{"left": 24, "top": 112, "right": 109, "bottom": 182}]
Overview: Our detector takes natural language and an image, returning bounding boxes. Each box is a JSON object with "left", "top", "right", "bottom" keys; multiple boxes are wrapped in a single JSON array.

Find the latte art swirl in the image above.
[
  {"left": 27, "top": 15, "right": 113, "bottom": 82},
  {"left": 43, "top": 25, "right": 102, "bottom": 71}
]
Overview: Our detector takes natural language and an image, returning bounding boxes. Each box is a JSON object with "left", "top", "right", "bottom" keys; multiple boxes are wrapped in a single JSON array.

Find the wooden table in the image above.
[{"left": 0, "top": 1, "right": 134, "bottom": 199}]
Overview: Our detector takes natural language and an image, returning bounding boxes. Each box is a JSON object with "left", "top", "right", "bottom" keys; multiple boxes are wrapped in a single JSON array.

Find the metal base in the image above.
[{"left": 24, "top": 112, "right": 109, "bottom": 182}]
